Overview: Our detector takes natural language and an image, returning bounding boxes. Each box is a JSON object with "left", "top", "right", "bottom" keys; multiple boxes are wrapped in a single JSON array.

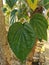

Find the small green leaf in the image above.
[
  {"left": 5, "top": 0, "right": 17, "bottom": 8},
  {"left": 11, "top": 9, "right": 17, "bottom": 16},
  {"left": 8, "top": 22, "right": 36, "bottom": 62},
  {"left": 10, "top": 9, "right": 17, "bottom": 24},
  {"left": 30, "top": 13, "right": 48, "bottom": 41}
]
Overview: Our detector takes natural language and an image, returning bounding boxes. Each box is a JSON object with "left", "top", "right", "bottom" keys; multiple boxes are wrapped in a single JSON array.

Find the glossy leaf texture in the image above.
[
  {"left": 5, "top": 0, "right": 17, "bottom": 8},
  {"left": 30, "top": 13, "right": 48, "bottom": 41},
  {"left": 7, "top": 22, "right": 36, "bottom": 62}
]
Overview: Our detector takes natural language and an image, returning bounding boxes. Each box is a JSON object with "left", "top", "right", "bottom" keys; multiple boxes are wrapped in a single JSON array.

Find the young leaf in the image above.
[
  {"left": 8, "top": 22, "right": 36, "bottom": 62},
  {"left": 30, "top": 13, "right": 48, "bottom": 41},
  {"left": 27, "top": 0, "right": 38, "bottom": 11},
  {"left": 10, "top": 9, "right": 17, "bottom": 24},
  {"left": 5, "top": 0, "right": 17, "bottom": 8}
]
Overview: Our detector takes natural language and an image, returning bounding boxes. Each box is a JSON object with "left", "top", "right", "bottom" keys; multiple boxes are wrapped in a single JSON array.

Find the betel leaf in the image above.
[
  {"left": 11, "top": 9, "right": 17, "bottom": 16},
  {"left": 7, "top": 22, "right": 36, "bottom": 62},
  {"left": 5, "top": 0, "right": 17, "bottom": 8},
  {"left": 10, "top": 9, "right": 17, "bottom": 24},
  {"left": 30, "top": 13, "right": 48, "bottom": 41}
]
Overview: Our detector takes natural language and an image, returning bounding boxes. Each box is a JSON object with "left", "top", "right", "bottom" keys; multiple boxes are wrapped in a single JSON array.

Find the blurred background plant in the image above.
[
  {"left": 3, "top": 0, "right": 30, "bottom": 31},
  {"left": 2, "top": 0, "right": 49, "bottom": 31}
]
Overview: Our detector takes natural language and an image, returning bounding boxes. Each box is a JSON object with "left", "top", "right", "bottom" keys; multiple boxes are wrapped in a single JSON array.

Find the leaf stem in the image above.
[{"left": 20, "top": 60, "right": 26, "bottom": 65}]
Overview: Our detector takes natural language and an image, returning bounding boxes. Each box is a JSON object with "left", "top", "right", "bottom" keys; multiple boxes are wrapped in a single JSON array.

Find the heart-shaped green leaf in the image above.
[
  {"left": 6, "top": 0, "right": 17, "bottom": 8},
  {"left": 7, "top": 22, "right": 36, "bottom": 62},
  {"left": 30, "top": 13, "right": 48, "bottom": 41}
]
